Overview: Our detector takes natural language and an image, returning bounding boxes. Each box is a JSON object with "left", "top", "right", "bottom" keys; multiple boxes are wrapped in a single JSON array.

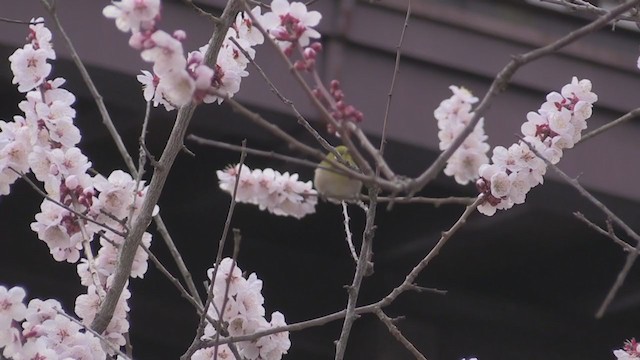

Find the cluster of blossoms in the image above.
[
  {"left": 104, "top": 0, "right": 322, "bottom": 110},
  {"left": 615, "top": 339, "right": 640, "bottom": 359},
  {"left": 435, "top": 86, "right": 490, "bottom": 185},
  {"left": 4, "top": 19, "right": 156, "bottom": 354},
  {"left": 0, "top": 285, "right": 107, "bottom": 359},
  {"left": 104, "top": 0, "right": 266, "bottom": 109},
  {"left": 475, "top": 77, "right": 597, "bottom": 215},
  {"left": 217, "top": 164, "right": 317, "bottom": 219},
  {"left": 193, "top": 258, "right": 290, "bottom": 360}
]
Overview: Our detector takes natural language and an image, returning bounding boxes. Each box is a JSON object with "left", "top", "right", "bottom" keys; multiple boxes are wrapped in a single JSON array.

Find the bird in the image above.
[{"left": 313, "top": 145, "right": 363, "bottom": 200}]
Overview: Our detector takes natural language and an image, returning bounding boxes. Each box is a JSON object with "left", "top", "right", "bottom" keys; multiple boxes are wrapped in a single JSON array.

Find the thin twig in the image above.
[
  {"left": 181, "top": 0, "right": 222, "bottom": 23},
  {"left": 539, "top": 0, "right": 640, "bottom": 22},
  {"left": 578, "top": 107, "right": 640, "bottom": 144},
  {"left": 370, "top": 195, "right": 476, "bottom": 206},
  {"left": 55, "top": 309, "right": 131, "bottom": 359},
  {"left": 377, "top": 0, "right": 411, "bottom": 174},
  {"left": 129, "top": 101, "right": 152, "bottom": 230},
  {"left": 203, "top": 197, "right": 481, "bottom": 347},
  {"left": 72, "top": 195, "right": 106, "bottom": 299},
  {"left": 574, "top": 212, "right": 638, "bottom": 253},
  {"left": 375, "top": 308, "right": 427, "bottom": 360},
  {"left": 598, "top": 249, "right": 639, "bottom": 317},
  {"left": 341, "top": 201, "right": 359, "bottom": 263},
  {"left": 137, "top": 236, "right": 206, "bottom": 314},
  {"left": 188, "top": 134, "right": 320, "bottom": 169},
  {"left": 224, "top": 97, "right": 399, "bottom": 191},
  {"left": 182, "top": 140, "right": 247, "bottom": 360},
  {"left": 334, "top": 188, "right": 378, "bottom": 360},
  {"left": 226, "top": 36, "right": 336, "bottom": 156},
  {"left": 522, "top": 138, "right": 640, "bottom": 318},
  {"left": 0, "top": 16, "right": 45, "bottom": 25},
  {"left": 155, "top": 215, "right": 204, "bottom": 307}
]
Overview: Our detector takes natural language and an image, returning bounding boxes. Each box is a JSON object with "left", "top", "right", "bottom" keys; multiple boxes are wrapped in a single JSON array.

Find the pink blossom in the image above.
[
  {"left": 102, "top": 0, "right": 161, "bottom": 33},
  {"left": 260, "top": 0, "right": 322, "bottom": 51},
  {"left": 0, "top": 286, "right": 27, "bottom": 329},
  {"left": 9, "top": 45, "right": 52, "bottom": 93}
]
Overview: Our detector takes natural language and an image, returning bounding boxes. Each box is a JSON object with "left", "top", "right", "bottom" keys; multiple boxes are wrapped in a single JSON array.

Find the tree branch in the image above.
[{"left": 90, "top": 0, "right": 241, "bottom": 334}]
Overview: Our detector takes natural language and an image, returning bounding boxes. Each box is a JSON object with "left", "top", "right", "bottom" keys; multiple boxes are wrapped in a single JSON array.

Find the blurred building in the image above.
[{"left": 1, "top": 0, "right": 639, "bottom": 359}]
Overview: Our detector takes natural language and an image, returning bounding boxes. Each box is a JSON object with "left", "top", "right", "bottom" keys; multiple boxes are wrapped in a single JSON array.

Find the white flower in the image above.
[
  {"left": 260, "top": 0, "right": 322, "bottom": 50},
  {"left": 141, "top": 30, "right": 187, "bottom": 77},
  {"left": 561, "top": 76, "right": 597, "bottom": 103},
  {"left": 0, "top": 286, "right": 27, "bottom": 329},
  {"left": 137, "top": 70, "right": 157, "bottom": 102},
  {"left": 235, "top": 7, "right": 265, "bottom": 47},
  {"left": 9, "top": 45, "right": 52, "bottom": 93},
  {"left": 102, "top": 0, "right": 160, "bottom": 33}
]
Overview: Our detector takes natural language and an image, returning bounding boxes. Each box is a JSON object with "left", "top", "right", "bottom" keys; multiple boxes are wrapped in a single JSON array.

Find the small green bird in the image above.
[{"left": 314, "top": 145, "right": 363, "bottom": 200}]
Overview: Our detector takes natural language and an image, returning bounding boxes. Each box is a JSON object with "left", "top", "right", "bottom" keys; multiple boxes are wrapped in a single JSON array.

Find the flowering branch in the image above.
[
  {"left": 42, "top": 0, "right": 205, "bottom": 311},
  {"left": 90, "top": 0, "right": 243, "bottom": 334},
  {"left": 408, "top": 0, "right": 640, "bottom": 195}
]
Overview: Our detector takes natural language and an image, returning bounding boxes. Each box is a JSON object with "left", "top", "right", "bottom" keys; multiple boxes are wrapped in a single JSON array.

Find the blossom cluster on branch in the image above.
[
  {"left": 217, "top": 164, "right": 317, "bottom": 219},
  {"left": 0, "top": 285, "right": 107, "bottom": 359},
  {"left": 1, "top": 18, "right": 158, "bottom": 356},
  {"left": 193, "top": 258, "right": 290, "bottom": 360},
  {"left": 435, "top": 86, "right": 490, "bottom": 185},
  {"left": 475, "top": 77, "right": 597, "bottom": 215},
  {"left": 435, "top": 78, "right": 597, "bottom": 216}
]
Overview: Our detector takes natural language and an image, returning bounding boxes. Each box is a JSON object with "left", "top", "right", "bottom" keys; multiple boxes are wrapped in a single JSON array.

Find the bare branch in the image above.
[
  {"left": 539, "top": 0, "right": 640, "bottom": 22},
  {"left": 181, "top": 0, "right": 222, "bottom": 23},
  {"left": 203, "top": 197, "right": 481, "bottom": 347},
  {"left": 522, "top": 138, "right": 640, "bottom": 318},
  {"left": 334, "top": 189, "right": 377, "bottom": 360},
  {"left": 0, "top": 16, "right": 45, "bottom": 25},
  {"left": 574, "top": 212, "right": 638, "bottom": 253},
  {"left": 226, "top": 36, "right": 336, "bottom": 155},
  {"left": 375, "top": 308, "right": 428, "bottom": 360},
  {"left": 578, "top": 107, "right": 640, "bottom": 144},
  {"left": 376, "top": 0, "right": 411, "bottom": 178},
  {"left": 341, "top": 201, "right": 359, "bottom": 263}
]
